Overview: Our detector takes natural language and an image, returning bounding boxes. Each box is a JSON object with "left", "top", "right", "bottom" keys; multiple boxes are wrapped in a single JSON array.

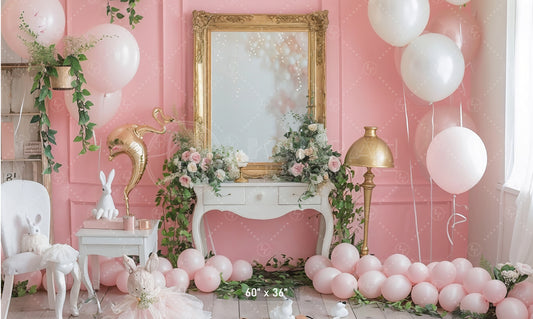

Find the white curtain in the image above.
[{"left": 508, "top": 0, "right": 533, "bottom": 265}]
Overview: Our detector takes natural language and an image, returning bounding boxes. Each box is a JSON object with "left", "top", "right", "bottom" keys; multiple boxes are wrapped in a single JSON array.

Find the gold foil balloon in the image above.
[{"left": 107, "top": 107, "right": 174, "bottom": 215}]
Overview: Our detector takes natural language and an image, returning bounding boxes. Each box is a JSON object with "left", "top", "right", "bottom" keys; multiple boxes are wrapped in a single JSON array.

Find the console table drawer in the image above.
[
  {"left": 278, "top": 186, "right": 322, "bottom": 205},
  {"left": 202, "top": 187, "right": 245, "bottom": 205},
  {"left": 246, "top": 187, "right": 277, "bottom": 205}
]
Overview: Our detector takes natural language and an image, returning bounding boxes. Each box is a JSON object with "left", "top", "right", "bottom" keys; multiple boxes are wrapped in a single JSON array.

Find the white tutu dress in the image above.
[{"left": 104, "top": 287, "right": 211, "bottom": 319}]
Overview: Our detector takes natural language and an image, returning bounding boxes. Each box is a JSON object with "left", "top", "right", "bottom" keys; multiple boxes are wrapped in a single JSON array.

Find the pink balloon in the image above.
[
  {"left": 355, "top": 255, "right": 382, "bottom": 278},
  {"left": 509, "top": 281, "right": 533, "bottom": 306},
  {"left": 407, "top": 262, "right": 429, "bottom": 284},
  {"left": 460, "top": 293, "right": 489, "bottom": 314},
  {"left": 331, "top": 273, "right": 358, "bottom": 299},
  {"left": 430, "top": 261, "right": 457, "bottom": 290},
  {"left": 414, "top": 106, "right": 476, "bottom": 168},
  {"left": 313, "top": 267, "right": 341, "bottom": 295},
  {"left": 496, "top": 297, "right": 529, "bottom": 319},
  {"left": 411, "top": 282, "right": 439, "bottom": 306},
  {"left": 165, "top": 268, "right": 190, "bottom": 292},
  {"left": 115, "top": 270, "right": 129, "bottom": 293},
  {"left": 426, "top": 6, "right": 481, "bottom": 65},
  {"left": 452, "top": 258, "right": 473, "bottom": 284},
  {"left": 482, "top": 279, "right": 507, "bottom": 304},
  {"left": 463, "top": 267, "right": 491, "bottom": 294},
  {"left": 206, "top": 255, "right": 233, "bottom": 282},
  {"left": 230, "top": 260, "right": 253, "bottom": 282},
  {"left": 331, "top": 243, "right": 360, "bottom": 273},
  {"left": 427, "top": 262, "right": 438, "bottom": 273},
  {"left": 194, "top": 266, "right": 221, "bottom": 293},
  {"left": 64, "top": 85, "right": 121, "bottom": 127},
  {"left": 152, "top": 270, "right": 166, "bottom": 288},
  {"left": 42, "top": 272, "right": 73, "bottom": 291},
  {"left": 177, "top": 248, "right": 205, "bottom": 279},
  {"left": 305, "top": 255, "right": 333, "bottom": 280},
  {"left": 14, "top": 270, "right": 42, "bottom": 290},
  {"left": 383, "top": 254, "right": 411, "bottom": 276},
  {"left": 427, "top": 127, "right": 487, "bottom": 195},
  {"left": 439, "top": 283, "right": 466, "bottom": 312},
  {"left": 381, "top": 275, "right": 412, "bottom": 302},
  {"left": 1, "top": 0, "right": 65, "bottom": 59},
  {"left": 100, "top": 258, "right": 125, "bottom": 287},
  {"left": 358, "top": 270, "right": 387, "bottom": 299},
  {"left": 156, "top": 257, "right": 173, "bottom": 275},
  {"left": 83, "top": 24, "right": 140, "bottom": 93}
]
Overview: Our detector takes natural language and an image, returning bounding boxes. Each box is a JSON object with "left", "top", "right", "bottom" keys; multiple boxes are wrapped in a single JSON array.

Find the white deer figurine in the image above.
[{"left": 92, "top": 169, "right": 119, "bottom": 220}]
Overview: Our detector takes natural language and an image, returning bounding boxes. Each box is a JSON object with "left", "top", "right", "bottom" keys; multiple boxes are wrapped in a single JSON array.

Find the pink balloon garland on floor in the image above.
[{"left": 304, "top": 250, "right": 532, "bottom": 318}]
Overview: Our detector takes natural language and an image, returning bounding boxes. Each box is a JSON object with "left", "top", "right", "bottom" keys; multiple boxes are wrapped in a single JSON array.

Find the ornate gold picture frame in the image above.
[{"left": 193, "top": 10, "right": 328, "bottom": 178}]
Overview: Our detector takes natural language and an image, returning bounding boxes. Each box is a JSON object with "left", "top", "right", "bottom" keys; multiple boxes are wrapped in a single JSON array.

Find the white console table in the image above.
[{"left": 192, "top": 181, "right": 334, "bottom": 257}]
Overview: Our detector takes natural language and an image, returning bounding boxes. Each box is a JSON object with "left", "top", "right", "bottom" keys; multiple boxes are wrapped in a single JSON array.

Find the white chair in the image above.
[{"left": 1, "top": 180, "right": 81, "bottom": 319}]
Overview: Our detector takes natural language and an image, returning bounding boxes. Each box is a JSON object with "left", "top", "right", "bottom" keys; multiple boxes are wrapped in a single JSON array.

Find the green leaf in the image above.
[
  {"left": 73, "top": 136, "right": 83, "bottom": 142},
  {"left": 88, "top": 144, "right": 100, "bottom": 152},
  {"left": 116, "top": 13, "right": 125, "bottom": 19},
  {"left": 30, "top": 115, "right": 40, "bottom": 123}
]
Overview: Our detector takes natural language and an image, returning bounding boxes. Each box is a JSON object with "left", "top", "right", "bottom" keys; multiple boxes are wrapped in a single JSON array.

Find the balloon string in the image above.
[
  {"left": 429, "top": 103, "right": 435, "bottom": 262},
  {"left": 402, "top": 85, "right": 422, "bottom": 262},
  {"left": 460, "top": 101, "right": 463, "bottom": 127},
  {"left": 14, "top": 72, "right": 30, "bottom": 136},
  {"left": 447, "top": 194, "right": 468, "bottom": 248}
]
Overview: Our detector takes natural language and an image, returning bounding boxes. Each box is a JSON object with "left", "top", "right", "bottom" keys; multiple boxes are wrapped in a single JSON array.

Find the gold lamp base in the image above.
[{"left": 360, "top": 167, "right": 376, "bottom": 256}]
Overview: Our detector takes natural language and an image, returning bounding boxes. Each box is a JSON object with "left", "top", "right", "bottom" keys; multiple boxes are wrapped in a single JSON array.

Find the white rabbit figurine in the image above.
[
  {"left": 269, "top": 297, "right": 295, "bottom": 319},
  {"left": 21, "top": 214, "right": 51, "bottom": 254},
  {"left": 92, "top": 169, "right": 119, "bottom": 220}
]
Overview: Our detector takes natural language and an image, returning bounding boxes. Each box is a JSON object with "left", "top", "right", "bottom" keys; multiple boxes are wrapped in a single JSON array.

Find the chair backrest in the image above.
[{"left": 1, "top": 180, "right": 51, "bottom": 258}]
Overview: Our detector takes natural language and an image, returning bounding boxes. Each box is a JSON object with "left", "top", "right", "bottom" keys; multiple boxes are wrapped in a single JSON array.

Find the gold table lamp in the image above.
[{"left": 345, "top": 126, "right": 394, "bottom": 256}]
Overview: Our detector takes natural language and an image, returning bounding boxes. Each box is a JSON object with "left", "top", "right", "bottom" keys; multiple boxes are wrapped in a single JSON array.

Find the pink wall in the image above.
[{"left": 49, "top": 0, "right": 471, "bottom": 264}]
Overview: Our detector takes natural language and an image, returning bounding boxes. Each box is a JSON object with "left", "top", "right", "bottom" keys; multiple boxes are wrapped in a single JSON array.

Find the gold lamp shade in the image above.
[
  {"left": 345, "top": 126, "right": 394, "bottom": 256},
  {"left": 345, "top": 126, "right": 394, "bottom": 168}
]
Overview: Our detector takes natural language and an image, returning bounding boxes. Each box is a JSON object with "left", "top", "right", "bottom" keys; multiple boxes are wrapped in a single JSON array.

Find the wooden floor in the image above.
[{"left": 4, "top": 286, "right": 459, "bottom": 319}]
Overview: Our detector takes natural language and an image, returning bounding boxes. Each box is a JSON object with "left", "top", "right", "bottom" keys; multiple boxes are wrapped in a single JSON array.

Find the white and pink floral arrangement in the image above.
[
  {"left": 272, "top": 112, "right": 342, "bottom": 200},
  {"left": 158, "top": 132, "right": 241, "bottom": 193}
]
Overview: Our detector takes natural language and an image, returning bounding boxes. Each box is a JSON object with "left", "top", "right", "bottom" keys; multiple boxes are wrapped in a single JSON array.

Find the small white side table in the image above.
[
  {"left": 76, "top": 220, "right": 159, "bottom": 290},
  {"left": 192, "top": 181, "right": 335, "bottom": 257}
]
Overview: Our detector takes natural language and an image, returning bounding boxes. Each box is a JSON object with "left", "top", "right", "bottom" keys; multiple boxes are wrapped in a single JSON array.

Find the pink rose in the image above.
[
  {"left": 179, "top": 175, "right": 192, "bottom": 188},
  {"left": 290, "top": 162, "right": 305, "bottom": 177},
  {"left": 190, "top": 152, "right": 202, "bottom": 164},
  {"left": 328, "top": 156, "right": 341, "bottom": 173},
  {"left": 200, "top": 157, "right": 212, "bottom": 171},
  {"left": 181, "top": 150, "right": 191, "bottom": 161}
]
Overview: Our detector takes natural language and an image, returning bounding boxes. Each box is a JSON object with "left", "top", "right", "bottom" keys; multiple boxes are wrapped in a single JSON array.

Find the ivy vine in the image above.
[{"left": 107, "top": 0, "right": 143, "bottom": 29}]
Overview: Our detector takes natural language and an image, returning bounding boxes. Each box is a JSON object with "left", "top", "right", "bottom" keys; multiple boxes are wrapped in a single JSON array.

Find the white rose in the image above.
[
  {"left": 516, "top": 262, "right": 533, "bottom": 276},
  {"left": 187, "top": 162, "right": 197, "bottom": 173},
  {"left": 215, "top": 169, "right": 226, "bottom": 181},
  {"left": 172, "top": 157, "right": 180, "bottom": 166},
  {"left": 296, "top": 148, "right": 306, "bottom": 160},
  {"left": 206, "top": 152, "right": 214, "bottom": 160},
  {"left": 304, "top": 148, "right": 314, "bottom": 156},
  {"left": 235, "top": 150, "right": 249, "bottom": 163},
  {"left": 308, "top": 123, "right": 318, "bottom": 132}
]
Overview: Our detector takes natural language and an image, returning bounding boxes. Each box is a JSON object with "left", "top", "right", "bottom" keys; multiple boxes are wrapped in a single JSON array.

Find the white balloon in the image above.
[
  {"left": 64, "top": 84, "right": 122, "bottom": 127},
  {"left": 1, "top": 0, "right": 65, "bottom": 59},
  {"left": 414, "top": 105, "right": 477, "bottom": 167},
  {"left": 446, "top": 0, "right": 471, "bottom": 5},
  {"left": 82, "top": 24, "right": 140, "bottom": 93},
  {"left": 401, "top": 33, "right": 465, "bottom": 103},
  {"left": 426, "top": 127, "right": 487, "bottom": 194},
  {"left": 368, "top": 0, "right": 430, "bottom": 47}
]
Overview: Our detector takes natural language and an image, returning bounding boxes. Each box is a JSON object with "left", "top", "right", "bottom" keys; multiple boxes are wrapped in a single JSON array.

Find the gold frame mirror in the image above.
[{"left": 193, "top": 10, "right": 328, "bottom": 178}]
